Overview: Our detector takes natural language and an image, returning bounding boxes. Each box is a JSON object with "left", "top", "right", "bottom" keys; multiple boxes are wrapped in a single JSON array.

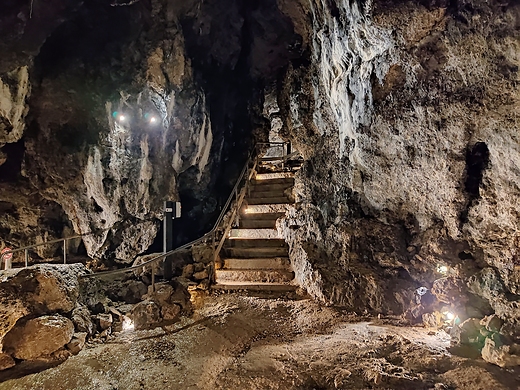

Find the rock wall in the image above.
[{"left": 275, "top": 0, "right": 520, "bottom": 332}]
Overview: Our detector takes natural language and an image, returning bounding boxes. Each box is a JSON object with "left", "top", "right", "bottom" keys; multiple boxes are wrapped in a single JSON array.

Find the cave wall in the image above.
[
  {"left": 0, "top": 0, "right": 301, "bottom": 264},
  {"left": 275, "top": 0, "right": 520, "bottom": 328}
]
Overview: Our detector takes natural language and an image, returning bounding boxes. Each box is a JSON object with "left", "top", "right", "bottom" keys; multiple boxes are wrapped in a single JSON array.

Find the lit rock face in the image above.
[
  {"left": 0, "top": 0, "right": 233, "bottom": 263},
  {"left": 276, "top": 0, "right": 520, "bottom": 329}
]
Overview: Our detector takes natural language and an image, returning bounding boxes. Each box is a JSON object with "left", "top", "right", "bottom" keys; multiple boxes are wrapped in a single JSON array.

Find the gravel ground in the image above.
[{"left": 0, "top": 294, "right": 519, "bottom": 389}]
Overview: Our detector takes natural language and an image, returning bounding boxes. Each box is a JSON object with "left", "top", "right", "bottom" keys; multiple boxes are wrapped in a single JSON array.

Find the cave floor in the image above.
[{"left": 1, "top": 294, "right": 519, "bottom": 390}]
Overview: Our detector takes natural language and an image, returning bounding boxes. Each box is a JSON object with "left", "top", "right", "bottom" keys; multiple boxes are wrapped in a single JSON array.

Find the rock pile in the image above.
[{"left": 0, "top": 264, "right": 88, "bottom": 370}]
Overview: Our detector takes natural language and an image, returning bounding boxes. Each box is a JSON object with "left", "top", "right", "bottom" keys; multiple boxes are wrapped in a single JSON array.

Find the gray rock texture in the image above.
[{"left": 272, "top": 0, "right": 520, "bottom": 338}]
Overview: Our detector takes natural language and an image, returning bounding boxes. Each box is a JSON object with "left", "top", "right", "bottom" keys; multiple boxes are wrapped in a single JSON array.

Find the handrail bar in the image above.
[{"left": 3, "top": 141, "right": 290, "bottom": 278}]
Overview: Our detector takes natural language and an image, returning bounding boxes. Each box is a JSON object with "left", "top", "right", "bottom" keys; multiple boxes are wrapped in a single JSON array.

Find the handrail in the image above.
[
  {"left": 3, "top": 141, "right": 291, "bottom": 290},
  {"left": 0, "top": 224, "right": 133, "bottom": 270}
]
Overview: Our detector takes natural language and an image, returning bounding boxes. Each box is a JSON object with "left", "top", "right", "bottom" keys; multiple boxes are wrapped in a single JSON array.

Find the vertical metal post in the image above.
[
  {"left": 24, "top": 249, "right": 28, "bottom": 268},
  {"left": 151, "top": 263, "right": 156, "bottom": 293},
  {"left": 63, "top": 239, "right": 67, "bottom": 264},
  {"left": 163, "top": 201, "right": 174, "bottom": 280}
]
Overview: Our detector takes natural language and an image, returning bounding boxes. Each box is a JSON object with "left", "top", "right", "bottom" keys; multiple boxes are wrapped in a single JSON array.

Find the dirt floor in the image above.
[{"left": 1, "top": 293, "right": 519, "bottom": 390}]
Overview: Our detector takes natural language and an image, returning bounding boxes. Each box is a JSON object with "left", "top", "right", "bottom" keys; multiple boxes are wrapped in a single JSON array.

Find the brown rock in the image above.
[
  {"left": 192, "top": 244, "right": 213, "bottom": 264},
  {"left": 71, "top": 304, "right": 94, "bottom": 334},
  {"left": 3, "top": 314, "right": 74, "bottom": 360},
  {"left": 66, "top": 332, "right": 87, "bottom": 355},
  {"left": 480, "top": 315, "right": 503, "bottom": 333},
  {"left": 130, "top": 300, "right": 161, "bottom": 330},
  {"left": 97, "top": 313, "right": 113, "bottom": 330},
  {"left": 422, "top": 311, "right": 443, "bottom": 328},
  {"left": 161, "top": 304, "right": 181, "bottom": 321},
  {"left": 481, "top": 336, "right": 520, "bottom": 367},
  {"left": 0, "top": 264, "right": 86, "bottom": 345},
  {"left": 182, "top": 264, "right": 194, "bottom": 278},
  {"left": 193, "top": 262, "right": 205, "bottom": 272},
  {"left": 458, "top": 318, "right": 485, "bottom": 347},
  {"left": 193, "top": 270, "right": 209, "bottom": 280},
  {"left": 0, "top": 352, "right": 15, "bottom": 371}
]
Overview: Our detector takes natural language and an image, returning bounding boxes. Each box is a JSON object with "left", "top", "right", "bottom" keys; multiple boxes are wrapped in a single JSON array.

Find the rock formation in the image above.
[{"left": 0, "top": 0, "right": 519, "bottom": 368}]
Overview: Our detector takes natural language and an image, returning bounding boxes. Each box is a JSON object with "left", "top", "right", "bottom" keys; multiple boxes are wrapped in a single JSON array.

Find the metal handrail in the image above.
[
  {"left": 0, "top": 225, "right": 122, "bottom": 270},
  {"left": 2, "top": 141, "right": 290, "bottom": 290},
  {"left": 81, "top": 143, "right": 277, "bottom": 284}
]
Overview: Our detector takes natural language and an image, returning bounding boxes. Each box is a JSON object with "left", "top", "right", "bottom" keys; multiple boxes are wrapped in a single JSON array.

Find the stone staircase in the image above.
[{"left": 212, "top": 169, "right": 297, "bottom": 292}]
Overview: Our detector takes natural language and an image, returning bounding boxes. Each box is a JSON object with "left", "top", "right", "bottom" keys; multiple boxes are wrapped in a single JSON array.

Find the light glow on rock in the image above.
[
  {"left": 437, "top": 265, "right": 448, "bottom": 275},
  {"left": 122, "top": 315, "right": 134, "bottom": 331},
  {"left": 119, "top": 115, "right": 126, "bottom": 122}
]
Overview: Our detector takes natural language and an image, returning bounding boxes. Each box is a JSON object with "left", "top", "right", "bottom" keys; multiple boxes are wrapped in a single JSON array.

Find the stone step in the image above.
[
  {"left": 241, "top": 204, "right": 292, "bottom": 214},
  {"left": 250, "top": 183, "right": 293, "bottom": 192},
  {"left": 246, "top": 197, "right": 291, "bottom": 205},
  {"left": 224, "top": 238, "right": 287, "bottom": 248},
  {"left": 239, "top": 219, "right": 277, "bottom": 229},
  {"left": 250, "top": 189, "right": 292, "bottom": 199},
  {"left": 211, "top": 283, "right": 298, "bottom": 292},
  {"left": 221, "top": 258, "right": 290, "bottom": 270},
  {"left": 254, "top": 172, "right": 294, "bottom": 180},
  {"left": 223, "top": 246, "right": 289, "bottom": 258},
  {"left": 229, "top": 228, "right": 281, "bottom": 239},
  {"left": 215, "top": 269, "right": 294, "bottom": 283},
  {"left": 240, "top": 212, "right": 285, "bottom": 220},
  {"left": 251, "top": 178, "right": 294, "bottom": 187}
]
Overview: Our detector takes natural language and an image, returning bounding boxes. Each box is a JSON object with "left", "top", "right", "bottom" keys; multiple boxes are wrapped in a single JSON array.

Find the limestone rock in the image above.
[
  {"left": 481, "top": 336, "right": 520, "bottom": 368},
  {"left": 422, "top": 311, "right": 443, "bottom": 329},
  {"left": 0, "top": 352, "right": 15, "bottom": 371},
  {"left": 130, "top": 301, "right": 161, "bottom": 330},
  {"left": 71, "top": 304, "right": 94, "bottom": 335},
  {"left": 182, "top": 264, "right": 195, "bottom": 278},
  {"left": 193, "top": 270, "right": 209, "bottom": 280},
  {"left": 480, "top": 315, "right": 503, "bottom": 333},
  {"left": 0, "top": 264, "right": 86, "bottom": 345},
  {"left": 456, "top": 318, "right": 485, "bottom": 348},
  {"left": 192, "top": 244, "right": 213, "bottom": 264},
  {"left": 161, "top": 304, "right": 181, "bottom": 321},
  {"left": 3, "top": 314, "right": 74, "bottom": 360},
  {"left": 97, "top": 313, "right": 113, "bottom": 331},
  {"left": 66, "top": 332, "right": 87, "bottom": 355}
]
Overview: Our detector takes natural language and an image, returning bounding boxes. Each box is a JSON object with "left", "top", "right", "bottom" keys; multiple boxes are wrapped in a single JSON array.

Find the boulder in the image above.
[
  {"left": 161, "top": 303, "right": 181, "bottom": 321},
  {"left": 71, "top": 304, "right": 94, "bottom": 334},
  {"left": 97, "top": 313, "right": 113, "bottom": 330},
  {"left": 192, "top": 244, "right": 213, "bottom": 264},
  {"left": 0, "top": 264, "right": 86, "bottom": 344},
  {"left": 193, "top": 269, "right": 209, "bottom": 280},
  {"left": 481, "top": 336, "right": 520, "bottom": 367},
  {"left": 130, "top": 300, "right": 161, "bottom": 330},
  {"left": 0, "top": 352, "right": 15, "bottom": 371},
  {"left": 182, "top": 264, "right": 194, "bottom": 278},
  {"left": 480, "top": 315, "right": 503, "bottom": 333},
  {"left": 459, "top": 318, "right": 484, "bottom": 349},
  {"left": 422, "top": 311, "right": 443, "bottom": 328},
  {"left": 66, "top": 332, "right": 87, "bottom": 355},
  {"left": 3, "top": 314, "right": 74, "bottom": 360}
]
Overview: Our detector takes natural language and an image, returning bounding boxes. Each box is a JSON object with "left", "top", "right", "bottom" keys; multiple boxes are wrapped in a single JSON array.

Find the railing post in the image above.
[
  {"left": 151, "top": 263, "right": 156, "bottom": 293},
  {"left": 24, "top": 249, "right": 28, "bottom": 268},
  {"left": 63, "top": 239, "right": 67, "bottom": 264}
]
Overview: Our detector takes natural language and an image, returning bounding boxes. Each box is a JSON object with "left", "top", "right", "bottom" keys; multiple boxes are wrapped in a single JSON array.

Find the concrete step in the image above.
[
  {"left": 223, "top": 246, "right": 289, "bottom": 258},
  {"left": 224, "top": 238, "right": 287, "bottom": 248},
  {"left": 211, "top": 282, "right": 298, "bottom": 292},
  {"left": 215, "top": 269, "right": 294, "bottom": 283},
  {"left": 221, "top": 257, "right": 290, "bottom": 270},
  {"left": 246, "top": 197, "right": 291, "bottom": 205},
  {"left": 229, "top": 228, "right": 281, "bottom": 239}
]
